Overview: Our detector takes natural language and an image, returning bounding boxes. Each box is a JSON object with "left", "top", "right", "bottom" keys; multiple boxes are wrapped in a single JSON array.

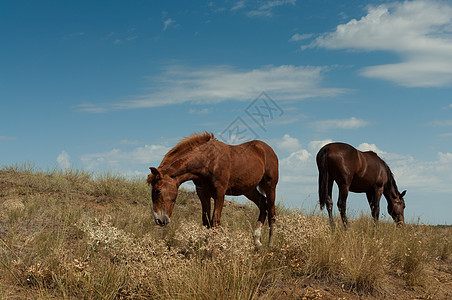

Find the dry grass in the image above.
[{"left": 0, "top": 164, "right": 451, "bottom": 299}]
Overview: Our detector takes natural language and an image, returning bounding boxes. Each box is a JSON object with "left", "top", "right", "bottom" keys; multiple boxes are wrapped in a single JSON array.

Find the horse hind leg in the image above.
[
  {"left": 337, "top": 184, "right": 349, "bottom": 228},
  {"left": 326, "top": 177, "right": 334, "bottom": 227},
  {"left": 245, "top": 189, "right": 267, "bottom": 249},
  {"left": 318, "top": 161, "right": 335, "bottom": 227},
  {"left": 264, "top": 185, "right": 276, "bottom": 248}
]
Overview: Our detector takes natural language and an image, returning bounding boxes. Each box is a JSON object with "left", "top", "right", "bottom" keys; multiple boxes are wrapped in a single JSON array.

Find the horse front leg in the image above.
[
  {"left": 211, "top": 189, "right": 226, "bottom": 227},
  {"left": 367, "top": 189, "right": 382, "bottom": 223},
  {"left": 196, "top": 186, "right": 212, "bottom": 228}
]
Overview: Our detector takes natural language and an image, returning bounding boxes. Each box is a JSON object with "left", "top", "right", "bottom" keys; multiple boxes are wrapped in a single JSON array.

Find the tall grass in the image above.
[{"left": 0, "top": 165, "right": 451, "bottom": 299}]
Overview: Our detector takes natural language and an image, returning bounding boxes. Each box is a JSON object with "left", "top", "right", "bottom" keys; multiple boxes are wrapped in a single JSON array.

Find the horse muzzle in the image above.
[{"left": 153, "top": 211, "right": 171, "bottom": 226}]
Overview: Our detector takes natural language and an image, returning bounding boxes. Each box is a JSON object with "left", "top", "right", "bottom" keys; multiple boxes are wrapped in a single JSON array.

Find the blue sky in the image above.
[{"left": 1, "top": 0, "right": 452, "bottom": 224}]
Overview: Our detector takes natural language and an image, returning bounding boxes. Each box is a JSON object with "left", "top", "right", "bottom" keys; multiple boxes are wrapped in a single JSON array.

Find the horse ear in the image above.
[
  {"left": 147, "top": 167, "right": 161, "bottom": 184},
  {"left": 400, "top": 190, "right": 407, "bottom": 198},
  {"left": 149, "top": 167, "right": 160, "bottom": 177}
]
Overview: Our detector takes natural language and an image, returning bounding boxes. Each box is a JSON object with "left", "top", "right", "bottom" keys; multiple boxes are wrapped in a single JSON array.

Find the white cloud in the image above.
[
  {"left": 57, "top": 151, "right": 71, "bottom": 169},
  {"left": 357, "top": 142, "right": 386, "bottom": 156},
  {"left": 281, "top": 149, "right": 311, "bottom": 166},
  {"left": 306, "top": 0, "right": 452, "bottom": 87},
  {"left": 289, "top": 33, "right": 313, "bottom": 42},
  {"left": 280, "top": 148, "right": 314, "bottom": 184},
  {"left": 81, "top": 144, "right": 169, "bottom": 172},
  {"left": 81, "top": 64, "right": 348, "bottom": 112},
  {"left": 439, "top": 152, "right": 452, "bottom": 163},
  {"left": 308, "top": 139, "right": 332, "bottom": 153},
  {"left": 311, "top": 117, "right": 369, "bottom": 131},
  {"left": 391, "top": 151, "right": 452, "bottom": 194},
  {"left": 276, "top": 134, "right": 301, "bottom": 152},
  {"left": 277, "top": 143, "right": 318, "bottom": 209}
]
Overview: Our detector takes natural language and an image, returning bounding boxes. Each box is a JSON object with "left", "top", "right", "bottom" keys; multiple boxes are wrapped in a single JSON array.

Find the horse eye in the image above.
[{"left": 153, "top": 189, "right": 161, "bottom": 195}]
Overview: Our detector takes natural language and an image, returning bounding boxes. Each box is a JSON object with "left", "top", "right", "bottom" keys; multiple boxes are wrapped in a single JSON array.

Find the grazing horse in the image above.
[
  {"left": 147, "top": 132, "right": 279, "bottom": 248},
  {"left": 316, "top": 142, "right": 406, "bottom": 227}
]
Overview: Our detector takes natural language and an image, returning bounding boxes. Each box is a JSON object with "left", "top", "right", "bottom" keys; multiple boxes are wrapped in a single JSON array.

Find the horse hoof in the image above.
[{"left": 254, "top": 241, "right": 263, "bottom": 251}]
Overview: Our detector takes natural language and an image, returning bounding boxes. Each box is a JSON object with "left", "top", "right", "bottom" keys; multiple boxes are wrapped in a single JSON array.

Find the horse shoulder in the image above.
[{"left": 360, "top": 152, "right": 387, "bottom": 185}]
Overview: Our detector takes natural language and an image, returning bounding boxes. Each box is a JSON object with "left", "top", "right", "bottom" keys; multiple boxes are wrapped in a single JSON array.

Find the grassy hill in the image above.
[{"left": 0, "top": 164, "right": 451, "bottom": 299}]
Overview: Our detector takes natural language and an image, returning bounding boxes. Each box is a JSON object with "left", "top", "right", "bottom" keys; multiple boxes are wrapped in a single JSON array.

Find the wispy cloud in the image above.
[
  {"left": 429, "top": 120, "right": 452, "bottom": 127},
  {"left": 57, "top": 151, "right": 71, "bottom": 169},
  {"left": 104, "top": 29, "right": 138, "bottom": 45},
  {"left": 119, "top": 139, "right": 142, "bottom": 145},
  {"left": 62, "top": 32, "right": 85, "bottom": 40},
  {"left": 75, "top": 103, "right": 108, "bottom": 114},
  {"left": 305, "top": 0, "right": 452, "bottom": 87},
  {"left": 231, "top": 1, "right": 246, "bottom": 11},
  {"left": 311, "top": 117, "right": 369, "bottom": 131},
  {"left": 78, "top": 64, "right": 349, "bottom": 112},
  {"left": 0, "top": 136, "right": 16, "bottom": 141},
  {"left": 289, "top": 33, "right": 312, "bottom": 42},
  {"left": 163, "top": 18, "right": 176, "bottom": 31},
  {"left": 439, "top": 132, "right": 452, "bottom": 137},
  {"left": 247, "top": 0, "right": 296, "bottom": 17},
  {"left": 189, "top": 108, "right": 212, "bottom": 114}
]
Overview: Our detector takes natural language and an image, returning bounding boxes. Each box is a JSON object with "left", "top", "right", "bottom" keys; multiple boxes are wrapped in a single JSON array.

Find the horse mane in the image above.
[
  {"left": 159, "top": 132, "right": 215, "bottom": 167},
  {"left": 379, "top": 155, "right": 398, "bottom": 194}
]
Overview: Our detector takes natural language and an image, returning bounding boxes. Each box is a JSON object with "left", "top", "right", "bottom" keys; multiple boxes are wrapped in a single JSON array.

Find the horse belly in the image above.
[
  {"left": 226, "top": 171, "right": 263, "bottom": 196},
  {"left": 225, "top": 187, "right": 250, "bottom": 196},
  {"left": 349, "top": 177, "right": 372, "bottom": 193}
]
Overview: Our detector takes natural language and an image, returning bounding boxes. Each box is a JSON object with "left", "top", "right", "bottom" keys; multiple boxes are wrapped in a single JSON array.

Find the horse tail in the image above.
[
  {"left": 316, "top": 145, "right": 329, "bottom": 211},
  {"left": 257, "top": 183, "right": 266, "bottom": 196}
]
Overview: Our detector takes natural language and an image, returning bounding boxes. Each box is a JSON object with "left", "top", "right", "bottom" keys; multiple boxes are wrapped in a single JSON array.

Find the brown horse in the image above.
[
  {"left": 316, "top": 142, "right": 406, "bottom": 227},
  {"left": 147, "top": 132, "right": 279, "bottom": 248}
]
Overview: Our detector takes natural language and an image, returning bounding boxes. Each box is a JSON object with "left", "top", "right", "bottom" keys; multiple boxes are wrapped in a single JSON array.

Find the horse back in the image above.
[
  {"left": 225, "top": 140, "right": 279, "bottom": 186},
  {"left": 234, "top": 140, "right": 278, "bottom": 173}
]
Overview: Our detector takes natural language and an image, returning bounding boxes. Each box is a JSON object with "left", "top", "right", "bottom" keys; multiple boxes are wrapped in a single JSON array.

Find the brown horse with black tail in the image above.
[
  {"left": 147, "top": 132, "right": 279, "bottom": 248},
  {"left": 316, "top": 142, "right": 406, "bottom": 227}
]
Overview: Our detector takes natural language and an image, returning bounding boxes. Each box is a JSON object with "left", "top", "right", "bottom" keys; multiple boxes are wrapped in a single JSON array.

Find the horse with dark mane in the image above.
[
  {"left": 147, "top": 132, "right": 279, "bottom": 248},
  {"left": 316, "top": 142, "right": 406, "bottom": 227}
]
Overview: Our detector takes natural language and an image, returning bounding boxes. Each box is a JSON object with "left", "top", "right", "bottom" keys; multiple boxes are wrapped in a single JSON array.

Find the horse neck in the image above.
[
  {"left": 159, "top": 150, "right": 205, "bottom": 186},
  {"left": 383, "top": 172, "right": 398, "bottom": 202}
]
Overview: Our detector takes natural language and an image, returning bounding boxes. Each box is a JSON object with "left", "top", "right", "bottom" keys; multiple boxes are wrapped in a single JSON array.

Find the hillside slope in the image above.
[{"left": 0, "top": 165, "right": 451, "bottom": 299}]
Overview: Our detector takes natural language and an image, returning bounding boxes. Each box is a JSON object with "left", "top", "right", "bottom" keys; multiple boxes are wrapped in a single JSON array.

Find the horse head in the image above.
[
  {"left": 388, "top": 190, "right": 406, "bottom": 225},
  {"left": 147, "top": 167, "right": 178, "bottom": 226}
]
